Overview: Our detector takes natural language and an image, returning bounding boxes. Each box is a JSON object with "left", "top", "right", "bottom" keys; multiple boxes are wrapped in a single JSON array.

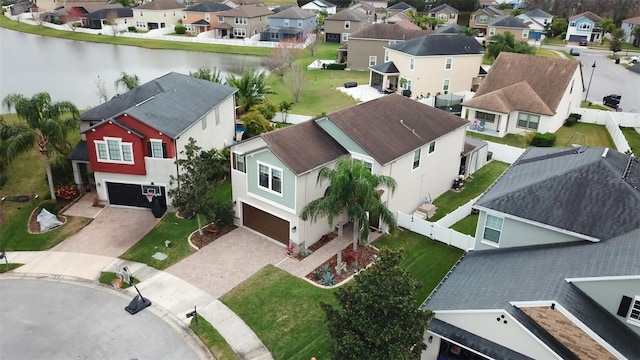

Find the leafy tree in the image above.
[
  {"left": 458, "top": 27, "right": 479, "bottom": 37},
  {"left": 544, "top": 16, "right": 567, "bottom": 38},
  {"left": 0, "top": 93, "right": 79, "bottom": 200},
  {"left": 609, "top": 28, "right": 626, "bottom": 54},
  {"left": 226, "top": 69, "right": 274, "bottom": 113},
  {"left": 487, "top": 32, "right": 534, "bottom": 59},
  {"left": 240, "top": 111, "right": 271, "bottom": 139},
  {"left": 424, "top": 16, "right": 445, "bottom": 30},
  {"left": 632, "top": 25, "right": 640, "bottom": 47},
  {"left": 189, "top": 66, "right": 223, "bottom": 83},
  {"left": 114, "top": 72, "right": 140, "bottom": 93},
  {"left": 278, "top": 101, "right": 294, "bottom": 123},
  {"left": 109, "top": 0, "right": 133, "bottom": 7},
  {"left": 301, "top": 157, "right": 397, "bottom": 269},
  {"left": 406, "top": 9, "right": 426, "bottom": 29},
  {"left": 322, "top": 248, "right": 434, "bottom": 360},
  {"left": 598, "top": 17, "right": 615, "bottom": 35},
  {"left": 284, "top": 63, "right": 307, "bottom": 103},
  {"left": 251, "top": 102, "right": 277, "bottom": 121}
]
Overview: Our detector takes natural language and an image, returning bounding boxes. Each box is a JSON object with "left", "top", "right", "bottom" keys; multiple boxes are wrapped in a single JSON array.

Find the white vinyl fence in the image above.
[
  {"left": 570, "top": 107, "right": 635, "bottom": 155},
  {"left": 435, "top": 196, "right": 481, "bottom": 228},
  {"left": 398, "top": 212, "right": 475, "bottom": 251},
  {"left": 486, "top": 142, "right": 526, "bottom": 164}
]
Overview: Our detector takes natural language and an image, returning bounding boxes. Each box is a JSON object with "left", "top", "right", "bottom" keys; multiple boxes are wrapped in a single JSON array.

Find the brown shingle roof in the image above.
[
  {"left": 570, "top": 11, "right": 602, "bottom": 22},
  {"left": 136, "top": 0, "right": 184, "bottom": 10},
  {"left": 261, "top": 121, "right": 348, "bottom": 175},
  {"left": 326, "top": 94, "right": 468, "bottom": 165},
  {"left": 219, "top": 4, "right": 272, "bottom": 17},
  {"left": 269, "top": 6, "right": 314, "bottom": 19},
  {"left": 463, "top": 81, "right": 555, "bottom": 115},
  {"left": 623, "top": 16, "right": 640, "bottom": 25},
  {"left": 326, "top": 8, "right": 369, "bottom": 21},
  {"left": 464, "top": 52, "right": 580, "bottom": 115},
  {"left": 349, "top": 22, "right": 428, "bottom": 40}
]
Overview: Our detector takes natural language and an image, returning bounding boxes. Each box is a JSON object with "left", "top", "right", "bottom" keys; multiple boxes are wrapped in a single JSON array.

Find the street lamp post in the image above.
[{"left": 584, "top": 61, "right": 596, "bottom": 102}]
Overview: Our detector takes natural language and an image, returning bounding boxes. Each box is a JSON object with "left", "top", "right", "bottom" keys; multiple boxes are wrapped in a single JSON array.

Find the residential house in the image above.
[
  {"left": 70, "top": 72, "right": 237, "bottom": 215},
  {"left": 181, "top": 1, "right": 231, "bottom": 36},
  {"left": 427, "top": 4, "right": 459, "bottom": 27},
  {"left": 220, "top": 0, "right": 263, "bottom": 9},
  {"left": 493, "top": 0, "right": 525, "bottom": 9},
  {"left": 260, "top": 6, "right": 316, "bottom": 42},
  {"left": 621, "top": 16, "right": 640, "bottom": 44},
  {"left": 324, "top": 8, "right": 371, "bottom": 43},
  {"left": 340, "top": 22, "right": 429, "bottom": 70},
  {"left": 133, "top": 0, "right": 185, "bottom": 31},
  {"left": 469, "top": 6, "right": 503, "bottom": 36},
  {"left": 33, "top": 0, "right": 107, "bottom": 13},
  {"left": 359, "top": 0, "right": 387, "bottom": 9},
  {"left": 421, "top": 147, "right": 640, "bottom": 360},
  {"left": 435, "top": 23, "right": 463, "bottom": 34},
  {"left": 82, "top": 6, "right": 133, "bottom": 30},
  {"left": 214, "top": 4, "right": 272, "bottom": 39},
  {"left": 371, "top": 34, "right": 485, "bottom": 98},
  {"left": 9, "top": 0, "right": 37, "bottom": 15},
  {"left": 565, "top": 11, "right": 603, "bottom": 44},
  {"left": 301, "top": 0, "right": 336, "bottom": 15},
  {"left": 486, "top": 15, "right": 529, "bottom": 40},
  {"left": 230, "top": 94, "right": 468, "bottom": 247},
  {"left": 516, "top": 8, "right": 552, "bottom": 40},
  {"left": 386, "top": 1, "right": 414, "bottom": 19},
  {"left": 461, "top": 52, "right": 582, "bottom": 137},
  {"left": 478, "top": 0, "right": 496, "bottom": 8},
  {"left": 348, "top": 1, "right": 382, "bottom": 24},
  {"left": 385, "top": 10, "right": 412, "bottom": 25}
]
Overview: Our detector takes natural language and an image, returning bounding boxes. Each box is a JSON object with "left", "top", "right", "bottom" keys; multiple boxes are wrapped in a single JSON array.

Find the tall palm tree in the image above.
[
  {"left": 406, "top": 9, "right": 426, "bottom": 29},
  {"left": 301, "top": 157, "right": 397, "bottom": 269},
  {"left": 189, "top": 66, "right": 223, "bottom": 83},
  {"left": 114, "top": 72, "right": 140, "bottom": 93},
  {"left": 459, "top": 27, "right": 479, "bottom": 37},
  {"left": 225, "top": 69, "right": 274, "bottom": 113},
  {"left": 487, "top": 32, "right": 516, "bottom": 59},
  {"left": 1, "top": 93, "right": 79, "bottom": 200}
]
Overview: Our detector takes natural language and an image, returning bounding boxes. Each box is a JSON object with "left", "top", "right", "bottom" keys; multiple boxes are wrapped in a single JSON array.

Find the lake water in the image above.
[{"left": 0, "top": 28, "right": 266, "bottom": 110}]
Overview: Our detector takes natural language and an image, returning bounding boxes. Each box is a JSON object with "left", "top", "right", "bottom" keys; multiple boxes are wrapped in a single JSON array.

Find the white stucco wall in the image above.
[
  {"left": 176, "top": 94, "right": 235, "bottom": 153},
  {"left": 133, "top": 8, "right": 184, "bottom": 29}
]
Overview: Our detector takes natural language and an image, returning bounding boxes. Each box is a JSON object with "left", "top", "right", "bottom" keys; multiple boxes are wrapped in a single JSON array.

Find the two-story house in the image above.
[
  {"left": 486, "top": 15, "right": 530, "bottom": 41},
  {"left": 70, "top": 72, "right": 237, "bottom": 216},
  {"left": 301, "top": 0, "right": 336, "bottom": 15},
  {"left": 324, "top": 8, "right": 370, "bottom": 43},
  {"left": 385, "top": 1, "right": 414, "bottom": 19},
  {"left": 340, "top": 22, "right": 429, "bottom": 70},
  {"left": 230, "top": 94, "right": 468, "bottom": 247},
  {"left": 427, "top": 4, "right": 459, "bottom": 27},
  {"left": 516, "top": 8, "right": 552, "bottom": 40},
  {"left": 220, "top": 0, "right": 263, "bottom": 9},
  {"left": 621, "top": 16, "right": 640, "bottom": 44},
  {"left": 260, "top": 6, "right": 316, "bottom": 42},
  {"left": 469, "top": 6, "right": 503, "bottom": 36},
  {"left": 419, "top": 147, "right": 640, "bottom": 360},
  {"left": 81, "top": 6, "right": 133, "bottom": 30},
  {"left": 133, "top": 0, "right": 185, "bottom": 31},
  {"left": 214, "top": 4, "right": 272, "bottom": 39},
  {"left": 565, "top": 11, "right": 603, "bottom": 44},
  {"left": 33, "top": 0, "right": 107, "bottom": 13},
  {"left": 461, "top": 52, "right": 582, "bottom": 137},
  {"left": 181, "top": 1, "right": 231, "bottom": 36},
  {"left": 370, "top": 34, "right": 485, "bottom": 98}
]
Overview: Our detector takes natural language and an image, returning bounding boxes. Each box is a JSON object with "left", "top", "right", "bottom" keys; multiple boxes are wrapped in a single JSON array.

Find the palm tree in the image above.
[
  {"left": 598, "top": 18, "right": 615, "bottom": 35},
  {"left": 487, "top": 32, "right": 516, "bottom": 59},
  {"left": 225, "top": 69, "right": 274, "bottom": 113},
  {"left": 301, "top": 157, "right": 397, "bottom": 269},
  {"left": 189, "top": 66, "right": 223, "bottom": 83},
  {"left": 1, "top": 93, "right": 79, "bottom": 200},
  {"left": 114, "top": 72, "right": 140, "bottom": 93},
  {"left": 407, "top": 9, "right": 426, "bottom": 29},
  {"left": 459, "top": 27, "right": 479, "bottom": 37}
]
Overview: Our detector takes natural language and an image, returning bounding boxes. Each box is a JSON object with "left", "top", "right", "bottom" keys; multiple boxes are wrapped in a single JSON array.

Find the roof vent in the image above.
[{"left": 602, "top": 148, "right": 609, "bottom": 158}]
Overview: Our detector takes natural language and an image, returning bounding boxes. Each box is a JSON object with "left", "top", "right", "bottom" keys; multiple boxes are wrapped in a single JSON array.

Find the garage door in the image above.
[
  {"left": 106, "top": 182, "right": 166, "bottom": 208},
  {"left": 568, "top": 35, "right": 587, "bottom": 43},
  {"left": 242, "top": 203, "right": 289, "bottom": 244}
]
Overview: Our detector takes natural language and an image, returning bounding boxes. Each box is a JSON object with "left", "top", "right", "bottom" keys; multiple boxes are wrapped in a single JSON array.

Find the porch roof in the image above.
[
  {"left": 369, "top": 61, "right": 399, "bottom": 74},
  {"left": 191, "top": 19, "right": 210, "bottom": 25},
  {"left": 69, "top": 140, "right": 89, "bottom": 161},
  {"left": 213, "top": 22, "right": 233, "bottom": 29}
]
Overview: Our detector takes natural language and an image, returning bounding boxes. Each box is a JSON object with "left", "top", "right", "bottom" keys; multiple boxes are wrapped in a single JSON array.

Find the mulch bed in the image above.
[
  {"left": 190, "top": 224, "right": 237, "bottom": 249},
  {"left": 306, "top": 243, "right": 378, "bottom": 285},
  {"left": 289, "top": 232, "right": 337, "bottom": 260}
]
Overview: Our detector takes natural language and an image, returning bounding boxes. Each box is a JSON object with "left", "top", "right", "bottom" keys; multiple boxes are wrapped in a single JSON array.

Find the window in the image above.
[
  {"left": 140, "top": 11, "right": 143, "bottom": 16},
  {"left": 412, "top": 148, "right": 421, "bottom": 169},
  {"left": 297, "top": 20, "right": 302, "bottom": 27},
  {"left": 517, "top": 112, "right": 540, "bottom": 130},
  {"left": 205, "top": 14, "right": 210, "bottom": 21},
  {"left": 233, "top": 28, "right": 246, "bottom": 37},
  {"left": 409, "top": 57, "right": 415, "bottom": 70},
  {"left": 445, "top": 57, "right": 452, "bottom": 70},
  {"left": 369, "top": 56, "right": 377, "bottom": 66},
  {"left": 202, "top": 116, "right": 207, "bottom": 129},
  {"left": 182, "top": 13, "right": 186, "bottom": 19},
  {"left": 476, "top": 111, "right": 495, "bottom": 123},
  {"left": 163, "top": 11, "right": 166, "bottom": 17},
  {"left": 578, "top": 22, "right": 591, "bottom": 30},
  {"left": 522, "top": 30, "right": 529, "bottom": 38},
  {"left": 270, "top": 32, "right": 279, "bottom": 39},
  {"left": 629, "top": 297, "right": 640, "bottom": 324},
  {"left": 483, "top": 214, "right": 503, "bottom": 244},
  {"left": 185, "top": 24, "right": 192, "bottom": 31},
  {"left": 478, "top": 15, "right": 487, "bottom": 23},
  {"left": 438, "top": 14, "right": 446, "bottom": 20},
  {"left": 234, "top": 17, "right": 247, "bottom": 25},
  {"left": 384, "top": 49, "right": 389, "bottom": 62},
  {"left": 428, "top": 141, "right": 435, "bottom": 153},
  {"left": 488, "top": 27, "right": 495, "bottom": 36},
  {"left": 569, "top": 21, "right": 576, "bottom": 27},
  {"left": 570, "top": 79, "right": 574, "bottom": 93},
  {"left": 149, "top": 140, "right": 164, "bottom": 158},
  {"left": 95, "top": 138, "right": 133, "bottom": 164},
  {"left": 449, "top": 13, "right": 455, "bottom": 19},
  {"left": 342, "top": 33, "right": 349, "bottom": 41},
  {"left": 218, "top": 15, "right": 224, "bottom": 22},
  {"left": 233, "top": 153, "right": 245, "bottom": 173},
  {"left": 258, "top": 163, "right": 283, "bottom": 194},
  {"left": 215, "top": 107, "right": 220, "bottom": 125},
  {"left": 284, "top": 19, "right": 289, "bottom": 26},
  {"left": 344, "top": 20, "right": 350, "bottom": 29},
  {"left": 443, "top": 79, "right": 450, "bottom": 92},
  {"left": 388, "top": 40, "right": 397, "bottom": 45}
]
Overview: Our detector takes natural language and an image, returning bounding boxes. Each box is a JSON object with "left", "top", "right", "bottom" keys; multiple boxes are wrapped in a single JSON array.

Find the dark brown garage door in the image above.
[{"left": 242, "top": 203, "right": 289, "bottom": 245}]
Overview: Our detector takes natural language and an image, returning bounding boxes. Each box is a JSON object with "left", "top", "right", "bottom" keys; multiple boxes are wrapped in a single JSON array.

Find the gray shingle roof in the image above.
[
  {"left": 524, "top": 8, "right": 551, "bottom": 18},
  {"left": 435, "top": 23, "right": 463, "bottom": 34},
  {"left": 69, "top": 140, "right": 88, "bottom": 161},
  {"left": 349, "top": 22, "right": 427, "bottom": 40},
  {"left": 476, "top": 147, "right": 640, "bottom": 240},
  {"left": 81, "top": 72, "right": 237, "bottom": 139},
  {"left": 184, "top": 1, "right": 231, "bottom": 13},
  {"left": 268, "top": 6, "right": 314, "bottom": 19},
  {"left": 135, "top": 0, "right": 184, "bottom": 10},
  {"left": 387, "top": 1, "right": 414, "bottom": 11},
  {"left": 369, "top": 61, "right": 399, "bottom": 74},
  {"left": 429, "top": 4, "right": 458, "bottom": 14},
  {"left": 85, "top": 7, "right": 132, "bottom": 20},
  {"left": 325, "top": 8, "right": 369, "bottom": 21},
  {"left": 488, "top": 14, "right": 529, "bottom": 28},
  {"left": 386, "top": 34, "right": 485, "bottom": 56}
]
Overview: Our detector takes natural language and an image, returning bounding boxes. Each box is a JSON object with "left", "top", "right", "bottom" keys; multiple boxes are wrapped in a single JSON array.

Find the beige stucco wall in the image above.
[
  {"left": 487, "top": 27, "right": 529, "bottom": 40},
  {"left": 325, "top": 19, "right": 369, "bottom": 43},
  {"left": 175, "top": 94, "right": 236, "bottom": 153},
  {"left": 347, "top": 38, "right": 390, "bottom": 70},
  {"left": 133, "top": 8, "right": 184, "bottom": 29},
  {"left": 222, "top": 14, "right": 269, "bottom": 37}
]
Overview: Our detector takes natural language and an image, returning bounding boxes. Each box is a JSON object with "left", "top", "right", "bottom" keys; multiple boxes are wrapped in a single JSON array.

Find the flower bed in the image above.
[
  {"left": 288, "top": 232, "right": 337, "bottom": 260},
  {"left": 306, "top": 243, "right": 378, "bottom": 286}
]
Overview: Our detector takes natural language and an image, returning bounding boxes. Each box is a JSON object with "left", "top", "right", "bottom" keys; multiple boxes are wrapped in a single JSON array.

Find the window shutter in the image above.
[
  {"left": 146, "top": 141, "right": 152, "bottom": 157},
  {"left": 617, "top": 296, "right": 633, "bottom": 317},
  {"left": 162, "top": 142, "right": 167, "bottom": 158}
]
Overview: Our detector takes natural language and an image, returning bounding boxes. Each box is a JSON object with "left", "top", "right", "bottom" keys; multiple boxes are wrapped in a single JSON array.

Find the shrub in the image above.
[
  {"left": 175, "top": 24, "right": 186, "bottom": 34},
  {"left": 564, "top": 113, "right": 582, "bottom": 127},
  {"left": 321, "top": 263, "right": 332, "bottom": 274},
  {"left": 251, "top": 102, "right": 277, "bottom": 121},
  {"left": 210, "top": 201, "right": 234, "bottom": 229},
  {"left": 324, "top": 63, "right": 346, "bottom": 70},
  {"left": 321, "top": 272, "right": 335, "bottom": 286},
  {"left": 343, "top": 250, "right": 356, "bottom": 265},
  {"left": 128, "top": 26, "right": 136, "bottom": 32},
  {"left": 530, "top": 132, "right": 557, "bottom": 147},
  {"left": 313, "top": 269, "right": 323, "bottom": 281},
  {"left": 298, "top": 248, "right": 313, "bottom": 257},
  {"left": 55, "top": 185, "right": 78, "bottom": 200}
]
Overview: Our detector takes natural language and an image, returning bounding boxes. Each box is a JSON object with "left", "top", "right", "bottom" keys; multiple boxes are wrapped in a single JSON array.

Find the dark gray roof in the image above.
[
  {"left": 524, "top": 8, "right": 551, "bottom": 18},
  {"left": 81, "top": 72, "right": 237, "bottom": 139},
  {"left": 271, "top": 5, "right": 292, "bottom": 13},
  {"left": 463, "top": 136, "right": 487, "bottom": 155},
  {"left": 435, "top": 23, "right": 463, "bottom": 34},
  {"left": 369, "top": 61, "right": 399, "bottom": 74},
  {"left": 184, "top": 1, "right": 231, "bottom": 12},
  {"left": 191, "top": 19, "right": 210, "bottom": 25},
  {"left": 488, "top": 14, "right": 528, "bottom": 28},
  {"left": 326, "top": 8, "right": 368, "bottom": 21},
  {"left": 263, "top": 26, "right": 304, "bottom": 34},
  {"left": 387, "top": 1, "right": 414, "bottom": 11},
  {"left": 475, "top": 147, "right": 640, "bottom": 241},
  {"left": 429, "top": 4, "right": 458, "bottom": 14},
  {"left": 268, "top": 6, "right": 314, "bottom": 19},
  {"left": 422, "top": 229, "right": 640, "bottom": 359},
  {"left": 387, "top": 34, "right": 484, "bottom": 56},
  {"left": 69, "top": 140, "right": 88, "bottom": 161},
  {"left": 85, "top": 7, "right": 132, "bottom": 19}
]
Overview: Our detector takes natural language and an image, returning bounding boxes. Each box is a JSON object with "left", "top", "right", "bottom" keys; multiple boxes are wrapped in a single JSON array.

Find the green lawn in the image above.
[
  {"left": 555, "top": 122, "right": 615, "bottom": 148},
  {"left": 0, "top": 264, "right": 22, "bottom": 273},
  {"left": 221, "top": 265, "right": 337, "bottom": 360},
  {"left": 621, "top": 127, "right": 640, "bottom": 154},
  {"left": 581, "top": 101, "right": 608, "bottom": 110},
  {"left": 466, "top": 131, "right": 528, "bottom": 147},
  {"left": 119, "top": 212, "right": 197, "bottom": 270},
  {"left": 213, "top": 178, "right": 232, "bottom": 203},
  {"left": 190, "top": 317, "right": 239, "bottom": 360},
  {"left": 450, "top": 214, "right": 479, "bottom": 237},
  {"left": 430, "top": 161, "right": 510, "bottom": 222},
  {"left": 535, "top": 48, "right": 562, "bottom": 58}
]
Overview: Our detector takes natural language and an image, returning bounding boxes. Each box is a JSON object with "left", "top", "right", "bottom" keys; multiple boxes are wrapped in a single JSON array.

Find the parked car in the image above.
[
  {"left": 603, "top": 94, "right": 621, "bottom": 108},
  {"left": 631, "top": 56, "right": 639, "bottom": 64},
  {"left": 569, "top": 48, "right": 580, "bottom": 56},
  {"left": 579, "top": 39, "right": 588, "bottom": 46}
]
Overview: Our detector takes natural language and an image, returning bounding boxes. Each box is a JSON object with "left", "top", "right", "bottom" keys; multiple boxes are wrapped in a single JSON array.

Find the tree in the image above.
[
  {"left": 278, "top": 101, "right": 294, "bottom": 123},
  {"left": 168, "top": 138, "right": 225, "bottom": 235},
  {"left": 109, "top": 0, "right": 133, "bottom": 7},
  {"left": 105, "top": 10, "right": 119, "bottom": 37},
  {"left": 598, "top": 17, "right": 616, "bottom": 35},
  {"left": 322, "top": 248, "right": 434, "bottom": 360},
  {"left": 284, "top": 63, "right": 307, "bottom": 103},
  {"left": 486, "top": 32, "right": 534, "bottom": 59},
  {"left": 114, "top": 72, "right": 140, "bottom": 93},
  {"left": 240, "top": 111, "right": 271, "bottom": 139},
  {"left": 406, "top": 9, "right": 426, "bottom": 29},
  {"left": 301, "top": 157, "right": 397, "bottom": 269},
  {"left": 632, "top": 25, "right": 640, "bottom": 47},
  {"left": 544, "top": 16, "right": 567, "bottom": 39},
  {"left": 424, "top": 16, "right": 445, "bottom": 31},
  {"left": 609, "top": 28, "right": 626, "bottom": 54},
  {"left": 189, "top": 67, "right": 223, "bottom": 83},
  {"left": 458, "top": 26, "right": 479, "bottom": 37},
  {"left": 316, "top": 9, "right": 329, "bottom": 28},
  {"left": 265, "top": 39, "right": 301, "bottom": 77},
  {"left": 95, "top": 75, "right": 110, "bottom": 103},
  {"left": 251, "top": 102, "right": 277, "bottom": 121},
  {"left": 225, "top": 69, "right": 274, "bottom": 114},
  {"left": 1, "top": 93, "right": 79, "bottom": 200}
]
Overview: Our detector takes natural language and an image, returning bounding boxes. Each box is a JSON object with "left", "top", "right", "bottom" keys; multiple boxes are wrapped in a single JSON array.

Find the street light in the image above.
[{"left": 584, "top": 61, "right": 596, "bottom": 102}]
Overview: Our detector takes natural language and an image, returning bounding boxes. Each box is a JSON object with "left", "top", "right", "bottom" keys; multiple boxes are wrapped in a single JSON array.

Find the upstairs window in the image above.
[
  {"left": 412, "top": 148, "right": 421, "bottom": 170},
  {"left": 258, "top": 162, "right": 282, "bottom": 195},
  {"left": 409, "top": 57, "right": 415, "bottom": 70},
  {"left": 483, "top": 214, "right": 503, "bottom": 245},
  {"left": 95, "top": 137, "right": 134, "bottom": 164},
  {"left": 428, "top": 141, "right": 435, "bottom": 153},
  {"left": 218, "top": 15, "right": 224, "bottom": 22},
  {"left": 578, "top": 22, "right": 591, "bottom": 30},
  {"left": 344, "top": 20, "right": 350, "bottom": 29},
  {"left": 234, "top": 17, "right": 247, "bottom": 25},
  {"left": 284, "top": 19, "right": 289, "bottom": 26},
  {"left": 384, "top": 49, "right": 390, "bottom": 62},
  {"left": 445, "top": 57, "right": 452, "bottom": 69},
  {"left": 233, "top": 153, "right": 245, "bottom": 173}
]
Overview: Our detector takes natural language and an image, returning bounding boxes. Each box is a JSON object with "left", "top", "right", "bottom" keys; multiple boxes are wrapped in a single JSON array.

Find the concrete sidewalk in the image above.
[{"left": 2, "top": 251, "right": 273, "bottom": 360}]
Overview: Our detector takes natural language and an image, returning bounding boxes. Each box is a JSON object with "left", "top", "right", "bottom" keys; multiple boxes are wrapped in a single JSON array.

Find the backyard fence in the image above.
[
  {"left": 398, "top": 210, "right": 475, "bottom": 252},
  {"left": 486, "top": 142, "right": 526, "bottom": 164},
  {"left": 571, "top": 108, "right": 634, "bottom": 155},
  {"left": 435, "top": 196, "right": 481, "bottom": 228}
]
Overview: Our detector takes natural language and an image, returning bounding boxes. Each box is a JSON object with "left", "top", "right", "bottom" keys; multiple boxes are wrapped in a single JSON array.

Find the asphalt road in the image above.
[{"left": 0, "top": 279, "right": 206, "bottom": 360}]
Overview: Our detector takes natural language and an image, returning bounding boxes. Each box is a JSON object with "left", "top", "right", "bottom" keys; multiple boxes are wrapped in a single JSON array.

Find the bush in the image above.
[
  {"left": 175, "top": 24, "right": 186, "bottom": 34},
  {"left": 128, "top": 26, "right": 136, "bottom": 32},
  {"left": 564, "top": 113, "right": 582, "bottom": 127},
  {"left": 324, "top": 63, "right": 346, "bottom": 70},
  {"left": 210, "top": 201, "right": 234, "bottom": 229},
  {"left": 50, "top": 159, "right": 74, "bottom": 187},
  {"left": 55, "top": 185, "right": 78, "bottom": 200},
  {"left": 530, "top": 132, "right": 557, "bottom": 147}
]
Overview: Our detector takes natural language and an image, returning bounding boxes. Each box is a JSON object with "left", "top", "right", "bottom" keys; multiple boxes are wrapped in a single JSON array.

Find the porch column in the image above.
[
  {"left": 369, "top": 71, "right": 373, "bottom": 86},
  {"left": 71, "top": 160, "right": 83, "bottom": 194}
]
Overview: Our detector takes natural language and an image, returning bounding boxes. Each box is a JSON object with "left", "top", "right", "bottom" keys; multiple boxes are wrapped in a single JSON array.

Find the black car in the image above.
[
  {"left": 579, "top": 39, "right": 588, "bottom": 46},
  {"left": 569, "top": 48, "right": 580, "bottom": 56},
  {"left": 603, "top": 94, "right": 621, "bottom": 108}
]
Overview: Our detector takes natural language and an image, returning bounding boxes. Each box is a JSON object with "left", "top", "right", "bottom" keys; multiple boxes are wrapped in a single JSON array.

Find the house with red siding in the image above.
[{"left": 70, "top": 72, "right": 237, "bottom": 216}]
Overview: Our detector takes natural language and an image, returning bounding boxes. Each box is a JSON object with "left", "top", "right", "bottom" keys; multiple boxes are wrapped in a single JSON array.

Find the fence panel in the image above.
[
  {"left": 486, "top": 142, "right": 525, "bottom": 164},
  {"left": 436, "top": 196, "right": 480, "bottom": 228},
  {"left": 398, "top": 211, "right": 473, "bottom": 251}
]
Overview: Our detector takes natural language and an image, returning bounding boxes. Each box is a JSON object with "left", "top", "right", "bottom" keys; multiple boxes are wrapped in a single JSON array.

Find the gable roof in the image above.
[
  {"left": 260, "top": 121, "right": 348, "bottom": 175},
  {"left": 81, "top": 72, "right": 237, "bottom": 139},
  {"left": 268, "top": 6, "right": 314, "bottom": 19},
  {"left": 463, "top": 81, "right": 555, "bottom": 115},
  {"left": 85, "top": 7, "right": 132, "bottom": 19},
  {"left": 435, "top": 23, "right": 463, "bottom": 33},
  {"left": 488, "top": 14, "right": 528, "bottom": 28},
  {"left": 464, "top": 52, "right": 580, "bottom": 115},
  {"left": 325, "top": 8, "right": 369, "bottom": 21},
  {"left": 325, "top": 94, "right": 468, "bottom": 165},
  {"left": 302, "top": 0, "right": 335, "bottom": 9},
  {"left": 569, "top": 11, "right": 602, "bottom": 22},
  {"left": 219, "top": 4, "right": 272, "bottom": 17},
  {"left": 387, "top": 1, "right": 414, "bottom": 11},
  {"left": 472, "top": 6, "right": 503, "bottom": 16},
  {"left": 524, "top": 8, "right": 551, "bottom": 18},
  {"left": 369, "top": 61, "right": 399, "bottom": 74},
  {"left": 224, "top": 0, "right": 261, "bottom": 5},
  {"left": 135, "top": 0, "right": 184, "bottom": 10},
  {"left": 476, "top": 147, "right": 640, "bottom": 241},
  {"left": 349, "top": 1, "right": 375, "bottom": 12},
  {"left": 429, "top": 4, "right": 458, "bottom": 14},
  {"left": 184, "top": 1, "right": 231, "bottom": 13},
  {"left": 386, "top": 33, "right": 485, "bottom": 56},
  {"left": 623, "top": 15, "right": 640, "bottom": 25},
  {"left": 349, "top": 22, "right": 426, "bottom": 40}
]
